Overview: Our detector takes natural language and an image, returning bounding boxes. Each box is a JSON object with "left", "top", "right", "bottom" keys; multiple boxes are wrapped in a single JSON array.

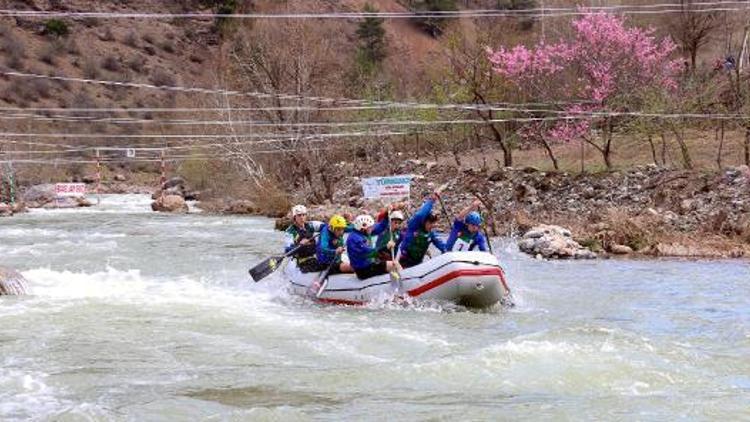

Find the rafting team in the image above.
[{"left": 284, "top": 191, "right": 488, "bottom": 281}]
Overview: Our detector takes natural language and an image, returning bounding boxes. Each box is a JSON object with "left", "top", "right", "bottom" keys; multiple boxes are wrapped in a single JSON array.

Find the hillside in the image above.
[
  {"left": 2, "top": 1, "right": 749, "bottom": 193},
  {"left": 0, "top": 0, "right": 450, "bottom": 113}
]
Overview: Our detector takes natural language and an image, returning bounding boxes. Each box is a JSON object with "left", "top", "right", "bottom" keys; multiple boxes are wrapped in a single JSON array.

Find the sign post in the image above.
[
  {"left": 55, "top": 183, "right": 87, "bottom": 208},
  {"left": 95, "top": 149, "right": 101, "bottom": 205}
]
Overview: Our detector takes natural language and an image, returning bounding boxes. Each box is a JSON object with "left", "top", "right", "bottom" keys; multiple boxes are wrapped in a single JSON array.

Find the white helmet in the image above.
[
  {"left": 291, "top": 204, "right": 307, "bottom": 217},
  {"left": 354, "top": 214, "right": 375, "bottom": 231},
  {"left": 390, "top": 210, "right": 405, "bottom": 221}
]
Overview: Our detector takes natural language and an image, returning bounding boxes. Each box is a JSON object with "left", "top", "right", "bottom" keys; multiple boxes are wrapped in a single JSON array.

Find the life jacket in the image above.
[
  {"left": 375, "top": 228, "right": 401, "bottom": 252},
  {"left": 316, "top": 225, "right": 344, "bottom": 265},
  {"left": 404, "top": 229, "right": 431, "bottom": 261},
  {"left": 452, "top": 231, "right": 479, "bottom": 251},
  {"left": 286, "top": 223, "right": 317, "bottom": 260}
]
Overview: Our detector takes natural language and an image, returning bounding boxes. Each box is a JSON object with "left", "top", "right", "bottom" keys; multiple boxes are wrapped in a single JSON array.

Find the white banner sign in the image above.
[
  {"left": 361, "top": 175, "right": 414, "bottom": 200},
  {"left": 55, "top": 183, "right": 86, "bottom": 198}
]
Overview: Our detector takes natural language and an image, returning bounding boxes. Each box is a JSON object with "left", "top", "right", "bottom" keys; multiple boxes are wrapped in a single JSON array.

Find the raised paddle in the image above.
[
  {"left": 434, "top": 185, "right": 454, "bottom": 231},
  {"left": 469, "top": 193, "right": 495, "bottom": 255},
  {"left": 249, "top": 233, "right": 319, "bottom": 282}
]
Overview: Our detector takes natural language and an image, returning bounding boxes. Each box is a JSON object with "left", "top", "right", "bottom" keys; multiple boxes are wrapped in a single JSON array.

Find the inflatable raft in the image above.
[{"left": 284, "top": 251, "right": 511, "bottom": 308}]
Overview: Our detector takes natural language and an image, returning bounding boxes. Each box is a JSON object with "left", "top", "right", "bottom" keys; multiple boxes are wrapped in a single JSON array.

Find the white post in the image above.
[{"left": 96, "top": 149, "right": 102, "bottom": 205}]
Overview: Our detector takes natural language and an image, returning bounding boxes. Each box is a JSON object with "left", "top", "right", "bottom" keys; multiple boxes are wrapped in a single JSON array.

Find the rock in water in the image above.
[
  {"left": 518, "top": 224, "right": 597, "bottom": 259},
  {"left": 151, "top": 194, "right": 189, "bottom": 213},
  {"left": 0, "top": 267, "right": 29, "bottom": 295}
]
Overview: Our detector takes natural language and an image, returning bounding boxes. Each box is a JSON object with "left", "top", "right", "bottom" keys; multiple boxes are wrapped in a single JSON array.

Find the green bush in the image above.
[
  {"left": 43, "top": 19, "right": 69, "bottom": 37},
  {"left": 407, "top": 0, "right": 457, "bottom": 37},
  {"left": 214, "top": 0, "right": 238, "bottom": 33}
]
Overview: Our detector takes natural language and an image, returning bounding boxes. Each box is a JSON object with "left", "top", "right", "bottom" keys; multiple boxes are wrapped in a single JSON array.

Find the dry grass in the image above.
[{"left": 179, "top": 159, "right": 291, "bottom": 216}]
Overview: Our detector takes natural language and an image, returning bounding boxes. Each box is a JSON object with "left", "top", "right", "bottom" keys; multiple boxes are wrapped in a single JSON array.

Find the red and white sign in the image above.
[{"left": 55, "top": 183, "right": 86, "bottom": 198}]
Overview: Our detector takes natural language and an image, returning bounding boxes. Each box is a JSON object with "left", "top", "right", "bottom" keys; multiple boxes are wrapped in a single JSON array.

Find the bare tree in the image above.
[
  {"left": 668, "top": 0, "right": 720, "bottom": 71},
  {"left": 220, "top": 14, "right": 352, "bottom": 202},
  {"left": 441, "top": 29, "right": 518, "bottom": 167}
]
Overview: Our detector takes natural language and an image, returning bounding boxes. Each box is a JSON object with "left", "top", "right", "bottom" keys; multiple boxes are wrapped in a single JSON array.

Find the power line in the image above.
[
  {"left": 1, "top": 71, "right": 595, "bottom": 113},
  {"left": 0, "top": 133, "right": 407, "bottom": 154},
  {"left": 2, "top": 107, "right": 749, "bottom": 129},
  {"left": 1, "top": 2, "right": 748, "bottom": 19},
  {"left": 0, "top": 145, "right": 353, "bottom": 165},
  {"left": 7, "top": 72, "right": 749, "bottom": 125},
  {"left": 0, "top": 100, "right": 582, "bottom": 113}
]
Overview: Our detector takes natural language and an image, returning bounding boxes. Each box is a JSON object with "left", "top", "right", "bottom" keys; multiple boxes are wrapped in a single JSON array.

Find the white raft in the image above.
[{"left": 284, "top": 251, "right": 511, "bottom": 308}]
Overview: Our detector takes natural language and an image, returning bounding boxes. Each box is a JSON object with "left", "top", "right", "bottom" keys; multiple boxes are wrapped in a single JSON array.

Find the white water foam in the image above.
[{"left": 0, "top": 368, "right": 69, "bottom": 421}]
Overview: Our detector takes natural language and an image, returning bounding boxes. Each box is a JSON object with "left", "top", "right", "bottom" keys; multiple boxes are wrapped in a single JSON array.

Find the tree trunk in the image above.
[
  {"left": 580, "top": 139, "right": 585, "bottom": 174},
  {"left": 716, "top": 121, "right": 725, "bottom": 170},
  {"left": 690, "top": 47, "right": 698, "bottom": 72},
  {"left": 745, "top": 125, "right": 750, "bottom": 166},
  {"left": 540, "top": 137, "right": 559, "bottom": 170},
  {"left": 672, "top": 129, "right": 693, "bottom": 169},
  {"left": 602, "top": 118, "right": 613, "bottom": 171},
  {"left": 489, "top": 124, "right": 512, "bottom": 167},
  {"left": 660, "top": 133, "right": 668, "bottom": 166},
  {"left": 647, "top": 135, "right": 659, "bottom": 166}
]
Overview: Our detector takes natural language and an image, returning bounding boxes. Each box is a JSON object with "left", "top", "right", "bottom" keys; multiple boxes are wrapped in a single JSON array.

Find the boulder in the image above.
[
  {"left": 225, "top": 199, "right": 258, "bottom": 214},
  {"left": 646, "top": 242, "right": 744, "bottom": 258},
  {"left": 518, "top": 224, "right": 596, "bottom": 259},
  {"left": 151, "top": 194, "right": 189, "bottom": 213},
  {"left": 609, "top": 244, "right": 634, "bottom": 255},
  {"left": 22, "top": 185, "right": 92, "bottom": 209},
  {"left": 114, "top": 174, "right": 127, "bottom": 182},
  {"left": 22, "top": 184, "right": 56, "bottom": 207},
  {"left": 163, "top": 176, "right": 186, "bottom": 190},
  {"left": 40, "top": 196, "right": 92, "bottom": 209},
  {"left": 12, "top": 202, "right": 26, "bottom": 214},
  {"left": 0, "top": 267, "right": 29, "bottom": 295},
  {"left": 184, "top": 190, "right": 200, "bottom": 201}
]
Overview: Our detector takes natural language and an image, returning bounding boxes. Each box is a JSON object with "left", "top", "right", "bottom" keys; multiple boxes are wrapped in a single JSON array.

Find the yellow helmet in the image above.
[{"left": 329, "top": 214, "right": 347, "bottom": 230}]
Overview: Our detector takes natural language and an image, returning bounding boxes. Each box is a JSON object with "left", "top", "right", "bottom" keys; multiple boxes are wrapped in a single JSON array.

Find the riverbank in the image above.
[
  {"left": 7, "top": 162, "right": 749, "bottom": 258},
  {"left": 264, "top": 161, "right": 750, "bottom": 259}
]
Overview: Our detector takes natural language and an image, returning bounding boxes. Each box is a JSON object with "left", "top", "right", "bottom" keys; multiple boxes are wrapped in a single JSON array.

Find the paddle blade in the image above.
[{"left": 249, "top": 255, "right": 284, "bottom": 282}]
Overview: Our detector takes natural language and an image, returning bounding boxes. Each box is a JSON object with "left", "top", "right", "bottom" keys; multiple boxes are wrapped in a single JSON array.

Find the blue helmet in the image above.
[{"left": 465, "top": 211, "right": 483, "bottom": 226}]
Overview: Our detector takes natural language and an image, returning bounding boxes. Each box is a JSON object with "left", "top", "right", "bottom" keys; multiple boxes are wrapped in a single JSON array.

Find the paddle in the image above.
[
  {"left": 482, "top": 220, "right": 494, "bottom": 255},
  {"left": 248, "top": 233, "right": 319, "bottom": 282},
  {"left": 315, "top": 250, "right": 343, "bottom": 298},
  {"left": 386, "top": 208, "right": 403, "bottom": 285},
  {"left": 434, "top": 183, "right": 454, "bottom": 232},
  {"left": 469, "top": 193, "right": 495, "bottom": 255}
]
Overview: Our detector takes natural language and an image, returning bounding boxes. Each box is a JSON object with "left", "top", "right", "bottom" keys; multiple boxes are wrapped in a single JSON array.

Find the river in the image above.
[{"left": 1, "top": 195, "right": 748, "bottom": 420}]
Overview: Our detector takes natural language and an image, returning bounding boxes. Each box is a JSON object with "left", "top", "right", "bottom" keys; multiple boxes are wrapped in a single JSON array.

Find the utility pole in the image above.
[
  {"left": 540, "top": 0, "right": 545, "bottom": 41},
  {"left": 739, "top": 23, "right": 750, "bottom": 74}
]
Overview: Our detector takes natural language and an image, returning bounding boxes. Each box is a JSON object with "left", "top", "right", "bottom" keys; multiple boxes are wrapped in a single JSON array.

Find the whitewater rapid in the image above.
[{"left": 1, "top": 194, "right": 748, "bottom": 420}]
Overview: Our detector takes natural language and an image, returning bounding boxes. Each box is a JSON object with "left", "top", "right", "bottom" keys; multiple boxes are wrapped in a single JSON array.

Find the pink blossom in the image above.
[{"left": 487, "top": 11, "right": 679, "bottom": 144}]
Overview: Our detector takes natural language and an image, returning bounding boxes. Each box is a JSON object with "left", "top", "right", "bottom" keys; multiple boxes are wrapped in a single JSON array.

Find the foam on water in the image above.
[{"left": 0, "top": 368, "right": 68, "bottom": 421}]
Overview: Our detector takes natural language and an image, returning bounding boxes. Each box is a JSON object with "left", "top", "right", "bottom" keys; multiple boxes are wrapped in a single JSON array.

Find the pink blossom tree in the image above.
[{"left": 488, "top": 12, "right": 681, "bottom": 170}]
